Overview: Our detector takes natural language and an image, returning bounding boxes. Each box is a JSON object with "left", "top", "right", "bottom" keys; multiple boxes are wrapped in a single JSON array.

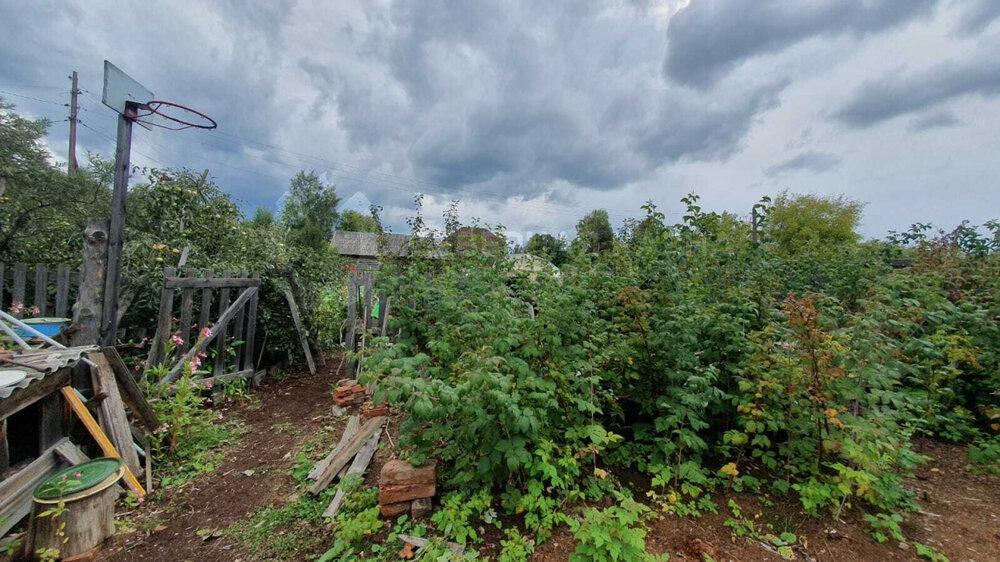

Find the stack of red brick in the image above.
[
  {"left": 379, "top": 459, "right": 436, "bottom": 518},
  {"left": 334, "top": 384, "right": 367, "bottom": 407}
]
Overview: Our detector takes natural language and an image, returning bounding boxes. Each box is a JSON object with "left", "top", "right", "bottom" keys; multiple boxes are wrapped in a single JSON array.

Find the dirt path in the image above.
[{"left": 98, "top": 359, "right": 345, "bottom": 562}]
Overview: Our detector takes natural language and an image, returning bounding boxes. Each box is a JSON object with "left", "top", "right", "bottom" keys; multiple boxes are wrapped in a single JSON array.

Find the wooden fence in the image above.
[
  {"left": 146, "top": 268, "right": 260, "bottom": 385},
  {"left": 343, "top": 271, "right": 390, "bottom": 377},
  {"left": 0, "top": 263, "right": 80, "bottom": 318}
]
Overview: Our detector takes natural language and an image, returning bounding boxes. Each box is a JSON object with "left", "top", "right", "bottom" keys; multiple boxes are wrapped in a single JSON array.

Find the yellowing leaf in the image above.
[{"left": 719, "top": 462, "right": 739, "bottom": 477}]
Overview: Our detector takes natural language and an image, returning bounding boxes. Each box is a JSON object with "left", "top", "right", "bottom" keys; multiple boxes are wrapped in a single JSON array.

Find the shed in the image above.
[{"left": 331, "top": 232, "right": 414, "bottom": 269}]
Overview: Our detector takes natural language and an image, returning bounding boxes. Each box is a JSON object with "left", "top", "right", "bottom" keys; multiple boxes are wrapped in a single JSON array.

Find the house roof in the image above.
[{"left": 331, "top": 231, "right": 414, "bottom": 258}]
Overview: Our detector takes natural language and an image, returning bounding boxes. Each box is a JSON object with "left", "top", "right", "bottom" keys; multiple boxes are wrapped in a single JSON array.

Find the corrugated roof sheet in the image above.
[
  {"left": 0, "top": 346, "right": 98, "bottom": 399},
  {"left": 331, "top": 232, "right": 413, "bottom": 258}
]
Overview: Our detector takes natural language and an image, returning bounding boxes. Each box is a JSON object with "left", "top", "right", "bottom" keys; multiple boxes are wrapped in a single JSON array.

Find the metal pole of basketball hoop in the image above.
[{"left": 100, "top": 101, "right": 135, "bottom": 346}]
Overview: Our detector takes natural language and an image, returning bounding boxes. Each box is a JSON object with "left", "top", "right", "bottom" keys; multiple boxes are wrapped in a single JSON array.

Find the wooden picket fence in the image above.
[
  {"left": 145, "top": 267, "right": 260, "bottom": 385},
  {"left": 343, "top": 270, "right": 390, "bottom": 377},
  {"left": 0, "top": 262, "right": 80, "bottom": 318}
]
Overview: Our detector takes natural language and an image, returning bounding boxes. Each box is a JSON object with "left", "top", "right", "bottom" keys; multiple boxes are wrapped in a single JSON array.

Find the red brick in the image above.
[
  {"left": 379, "top": 483, "right": 436, "bottom": 505},
  {"left": 363, "top": 406, "right": 389, "bottom": 418},
  {"left": 379, "top": 500, "right": 411, "bottom": 518}
]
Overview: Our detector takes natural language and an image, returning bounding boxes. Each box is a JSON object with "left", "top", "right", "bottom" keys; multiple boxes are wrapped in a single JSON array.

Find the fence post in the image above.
[{"left": 146, "top": 267, "right": 177, "bottom": 368}]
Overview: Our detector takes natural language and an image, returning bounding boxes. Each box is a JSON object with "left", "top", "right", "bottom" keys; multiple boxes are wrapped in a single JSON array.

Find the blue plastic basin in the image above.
[{"left": 15, "top": 318, "right": 70, "bottom": 338}]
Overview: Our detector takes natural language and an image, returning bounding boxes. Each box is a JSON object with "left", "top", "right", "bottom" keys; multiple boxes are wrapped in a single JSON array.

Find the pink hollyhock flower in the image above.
[
  {"left": 204, "top": 381, "right": 213, "bottom": 389},
  {"left": 171, "top": 335, "right": 184, "bottom": 346},
  {"left": 216, "top": 413, "right": 224, "bottom": 420},
  {"left": 200, "top": 326, "right": 212, "bottom": 340}
]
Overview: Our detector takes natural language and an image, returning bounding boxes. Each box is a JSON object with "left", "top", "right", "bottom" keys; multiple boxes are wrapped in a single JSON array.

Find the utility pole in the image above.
[{"left": 68, "top": 71, "right": 79, "bottom": 172}]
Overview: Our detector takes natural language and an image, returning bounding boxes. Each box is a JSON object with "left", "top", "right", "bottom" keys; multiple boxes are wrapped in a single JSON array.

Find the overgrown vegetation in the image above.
[{"left": 360, "top": 193, "right": 999, "bottom": 556}]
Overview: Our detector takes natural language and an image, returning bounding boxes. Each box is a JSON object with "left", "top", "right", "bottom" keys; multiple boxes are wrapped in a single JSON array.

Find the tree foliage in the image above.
[
  {"left": 338, "top": 209, "right": 380, "bottom": 233},
  {"left": 524, "top": 233, "right": 568, "bottom": 266},
  {"left": 0, "top": 100, "right": 111, "bottom": 262},
  {"left": 280, "top": 171, "right": 340, "bottom": 253},
  {"left": 572, "top": 209, "right": 615, "bottom": 254},
  {"left": 766, "top": 191, "right": 865, "bottom": 254}
]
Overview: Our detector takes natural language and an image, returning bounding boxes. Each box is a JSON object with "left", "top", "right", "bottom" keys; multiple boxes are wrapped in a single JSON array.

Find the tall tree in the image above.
[
  {"left": 338, "top": 209, "right": 379, "bottom": 233},
  {"left": 281, "top": 171, "right": 340, "bottom": 252},
  {"left": 525, "top": 233, "right": 569, "bottom": 266},
  {"left": 573, "top": 210, "right": 615, "bottom": 254},
  {"left": 766, "top": 191, "right": 864, "bottom": 254}
]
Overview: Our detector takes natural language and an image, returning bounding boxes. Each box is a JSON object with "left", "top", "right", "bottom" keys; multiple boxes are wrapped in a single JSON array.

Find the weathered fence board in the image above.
[
  {"left": 214, "top": 270, "right": 233, "bottom": 377},
  {"left": 0, "top": 263, "right": 81, "bottom": 319}
]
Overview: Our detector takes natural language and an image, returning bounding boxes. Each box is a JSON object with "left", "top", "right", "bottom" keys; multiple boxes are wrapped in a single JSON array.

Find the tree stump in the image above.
[{"left": 26, "top": 484, "right": 117, "bottom": 559}]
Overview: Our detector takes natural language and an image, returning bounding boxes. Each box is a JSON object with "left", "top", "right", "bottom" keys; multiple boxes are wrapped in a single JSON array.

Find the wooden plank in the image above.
[
  {"left": 377, "top": 294, "right": 389, "bottom": 336},
  {"left": 322, "top": 430, "right": 380, "bottom": 518},
  {"left": 0, "top": 262, "right": 5, "bottom": 306},
  {"left": 283, "top": 283, "right": 316, "bottom": 374},
  {"left": 54, "top": 440, "right": 90, "bottom": 465},
  {"left": 146, "top": 267, "right": 177, "bottom": 368},
  {"left": 286, "top": 271, "right": 324, "bottom": 367},
  {"left": 70, "top": 220, "right": 109, "bottom": 348},
  {"left": 345, "top": 272, "right": 358, "bottom": 348},
  {"left": 178, "top": 269, "right": 196, "bottom": 353},
  {"left": 197, "top": 269, "right": 214, "bottom": 334},
  {"left": 0, "top": 369, "right": 70, "bottom": 420},
  {"left": 12, "top": 262, "right": 26, "bottom": 305},
  {"left": 38, "top": 392, "right": 63, "bottom": 453},
  {"left": 60, "top": 386, "right": 145, "bottom": 497},
  {"left": 232, "top": 272, "right": 248, "bottom": 368},
  {"left": 161, "top": 286, "right": 258, "bottom": 384},
  {"left": 283, "top": 287, "right": 316, "bottom": 374},
  {"left": 362, "top": 274, "right": 375, "bottom": 329},
  {"left": 0, "top": 420, "right": 7, "bottom": 476},
  {"left": 102, "top": 347, "right": 160, "bottom": 432},
  {"left": 308, "top": 415, "right": 360, "bottom": 480},
  {"left": 55, "top": 264, "right": 71, "bottom": 318},
  {"left": 241, "top": 274, "right": 260, "bottom": 371},
  {"left": 214, "top": 270, "right": 232, "bottom": 378},
  {"left": 164, "top": 277, "right": 261, "bottom": 289},
  {"left": 0, "top": 440, "right": 63, "bottom": 537},
  {"left": 34, "top": 264, "right": 48, "bottom": 315},
  {"left": 89, "top": 352, "right": 142, "bottom": 477},
  {"left": 307, "top": 416, "right": 386, "bottom": 495}
]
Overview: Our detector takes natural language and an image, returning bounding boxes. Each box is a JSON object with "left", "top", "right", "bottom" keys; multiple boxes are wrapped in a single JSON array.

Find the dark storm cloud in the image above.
[
  {"left": 954, "top": 0, "right": 1000, "bottom": 35},
  {"left": 908, "top": 110, "right": 961, "bottom": 132},
  {"left": 664, "top": 0, "right": 938, "bottom": 87},
  {"left": 307, "top": 0, "right": 790, "bottom": 197},
  {"left": 765, "top": 151, "right": 841, "bottom": 177},
  {"left": 833, "top": 54, "right": 1000, "bottom": 128}
]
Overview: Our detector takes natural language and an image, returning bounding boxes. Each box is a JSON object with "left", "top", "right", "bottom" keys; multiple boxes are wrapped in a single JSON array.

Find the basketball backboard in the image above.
[{"left": 102, "top": 60, "right": 153, "bottom": 116}]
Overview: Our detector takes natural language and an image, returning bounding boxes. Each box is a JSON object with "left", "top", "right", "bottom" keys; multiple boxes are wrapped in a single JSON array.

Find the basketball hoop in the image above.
[{"left": 133, "top": 100, "right": 217, "bottom": 130}]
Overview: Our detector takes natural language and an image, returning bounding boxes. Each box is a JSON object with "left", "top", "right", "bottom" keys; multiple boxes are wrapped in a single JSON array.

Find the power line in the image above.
[
  {"left": 0, "top": 90, "right": 68, "bottom": 106},
  {"left": 0, "top": 84, "right": 64, "bottom": 89}
]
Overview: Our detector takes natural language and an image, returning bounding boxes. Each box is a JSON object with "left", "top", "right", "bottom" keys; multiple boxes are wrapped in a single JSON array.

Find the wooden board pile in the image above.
[
  {"left": 307, "top": 413, "right": 386, "bottom": 517},
  {"left": 378, "top": 459, "right": 436, "bottom": 518}
]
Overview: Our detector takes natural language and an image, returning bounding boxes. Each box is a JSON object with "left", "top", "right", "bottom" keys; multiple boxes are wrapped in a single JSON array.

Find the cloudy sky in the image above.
[{"left": 2, "top": 0, "right": 998, "bottom": 242}]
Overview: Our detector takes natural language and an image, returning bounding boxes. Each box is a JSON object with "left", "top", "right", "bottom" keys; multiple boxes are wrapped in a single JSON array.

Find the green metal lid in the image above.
[{"left": 33, "top": 458, "right": 123, "bottom": 501}]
